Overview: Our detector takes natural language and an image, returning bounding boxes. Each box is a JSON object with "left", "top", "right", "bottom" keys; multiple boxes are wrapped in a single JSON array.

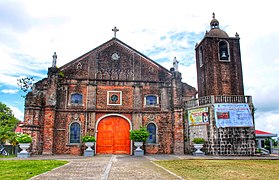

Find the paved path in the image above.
[
  {"left": 30, "top": 155, "right": 182, "bottom": 180},
  {"left": 3, "top": 154, "right": 278, "bottom": 180}
]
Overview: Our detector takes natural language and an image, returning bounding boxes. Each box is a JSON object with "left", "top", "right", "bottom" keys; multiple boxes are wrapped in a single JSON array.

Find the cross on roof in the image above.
[{"left": 112, "top": 27, "right": 119, "bottom": 38}]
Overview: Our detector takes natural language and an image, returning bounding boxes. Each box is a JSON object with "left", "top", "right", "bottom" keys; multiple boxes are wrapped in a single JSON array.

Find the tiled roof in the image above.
[
  {"left": 255, "top": 130, "right": 273, "bottom": 135},
  {"left": 15, "top": 122, "right": 24, "bottom": 133},
  {"left": 255, "top": 130, "right": 277, "bottom": 137}
]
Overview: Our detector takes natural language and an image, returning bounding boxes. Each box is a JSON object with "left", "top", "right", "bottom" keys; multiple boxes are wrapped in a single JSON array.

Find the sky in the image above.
[{"left": 0, "top": 0, "right": 278, "bottom": 137}]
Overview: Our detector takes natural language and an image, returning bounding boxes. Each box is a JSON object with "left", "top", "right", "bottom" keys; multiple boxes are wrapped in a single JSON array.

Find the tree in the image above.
[
  {"left": 0, "top": 127, "right": 17, "bottom": 145},
  {"left": 0, "top": 102, "right": 19, "bottom": 132},
  {"left": 0, "top": 127, "right": 10, "bottom": 144},
  {"left": 17, "top": 77, "right": 34, "bottom": 92}
]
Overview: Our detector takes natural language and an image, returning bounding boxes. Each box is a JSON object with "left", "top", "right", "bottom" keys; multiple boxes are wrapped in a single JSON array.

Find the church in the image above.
[{"left": 22, "top": 14, "right": 256, "bottom": 156}]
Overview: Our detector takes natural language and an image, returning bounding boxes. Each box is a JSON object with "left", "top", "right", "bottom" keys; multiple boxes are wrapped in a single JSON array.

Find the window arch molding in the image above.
[
  {"left": 218, "top": 40, "right": 230, "bottom": 61},
  {"left": 69, "top": 121, "right": 81, "bottom": 144},
  {"left": 146, "top": 122, "right": 158, "bottom": 144}
]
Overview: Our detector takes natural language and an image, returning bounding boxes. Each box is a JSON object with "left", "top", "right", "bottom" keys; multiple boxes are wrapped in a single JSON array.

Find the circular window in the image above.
[{"left": 110, "top": 94, "right": 119, "bottom": 102}]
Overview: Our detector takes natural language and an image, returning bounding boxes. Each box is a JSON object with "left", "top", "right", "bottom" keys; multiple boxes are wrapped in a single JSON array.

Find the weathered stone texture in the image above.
[
  {"left": 143, "top": 112, "right": 173, "bottom": 154},
  {"left": 21, "top": 38, "right": 196, "bottom": 155},
  {"left": 187, "top": 17, "right": 256, "bottom": 156},
  {"left": 196, "top": 38, "right": 244, "bottom": 97}
]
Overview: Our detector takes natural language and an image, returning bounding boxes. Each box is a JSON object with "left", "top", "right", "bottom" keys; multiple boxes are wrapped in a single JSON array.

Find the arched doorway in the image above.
[{"left": 96, "top": 115, "right": 131, "bottom": 154}]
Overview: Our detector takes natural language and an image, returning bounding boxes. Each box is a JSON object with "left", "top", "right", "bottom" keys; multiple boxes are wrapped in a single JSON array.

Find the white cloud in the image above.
[
  {"left": 0, "top": 0, "right": 279, "bottom": 137},
  {"left": 1, "top": 89, "right": 19, "bottom": 94},
  {"left": 255, "top": 112, "right": 279, "bottom": 136},
  {"left": 8, "top": 106, "right": 24, "bottom": 121}
]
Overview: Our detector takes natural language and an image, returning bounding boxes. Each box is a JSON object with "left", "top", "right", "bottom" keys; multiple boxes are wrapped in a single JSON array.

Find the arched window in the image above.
[
  {"left": 219, "top": 41, "right": 229, "bottom": 61},
  {"left": 147, "top": 123, "right": 156, "bottom": 143},
  {"left": 71, "top": 93, "right": 83, "bottom": 104},
  {"left": 145, "top": 95, "right": 158, "bottom": 106},
  {"left": 69, "top": 122, "right": 81, "bottom": 143}
]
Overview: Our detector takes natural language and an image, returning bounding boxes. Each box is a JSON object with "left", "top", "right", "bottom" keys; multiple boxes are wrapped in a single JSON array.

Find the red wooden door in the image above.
[{"left": 97, "top": 116, "right": 130, "bottom": 154}]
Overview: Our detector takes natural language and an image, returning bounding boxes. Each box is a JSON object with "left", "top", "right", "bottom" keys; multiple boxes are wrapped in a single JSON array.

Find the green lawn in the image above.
[
  {"left": 0, "top": 154, "right": 16, "bottom": 158},
  {"left": 0, "top": 160, "right": 68, "bottom": 180},
  {"left": 155, "top": 159, "right": 279, "bottom": 180}
]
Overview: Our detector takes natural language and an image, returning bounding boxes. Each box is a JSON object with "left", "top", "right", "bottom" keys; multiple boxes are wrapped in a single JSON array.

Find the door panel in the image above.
[{"left": 97, "top": 116, "right": 130, "bottom": 154}]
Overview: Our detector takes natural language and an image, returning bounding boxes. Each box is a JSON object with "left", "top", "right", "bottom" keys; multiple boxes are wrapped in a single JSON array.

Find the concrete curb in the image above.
[{"left": 151, "top": 161, "right": 184, "bottom": 180}]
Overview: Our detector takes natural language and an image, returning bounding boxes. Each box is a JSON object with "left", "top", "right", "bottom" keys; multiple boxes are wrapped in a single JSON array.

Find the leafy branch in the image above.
[{"left": 17, "top": 77, "right": 34, "bottom": 92}]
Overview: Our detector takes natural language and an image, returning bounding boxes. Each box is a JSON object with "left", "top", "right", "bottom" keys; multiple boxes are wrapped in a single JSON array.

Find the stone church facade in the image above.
[{"left": 22, "top": 14, "right": 256, "bottom": 156}]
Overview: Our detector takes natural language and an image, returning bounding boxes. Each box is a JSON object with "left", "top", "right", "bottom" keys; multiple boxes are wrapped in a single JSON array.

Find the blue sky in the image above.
[{"left": 0, "top": 0, "right": 279, "bottom": 137}]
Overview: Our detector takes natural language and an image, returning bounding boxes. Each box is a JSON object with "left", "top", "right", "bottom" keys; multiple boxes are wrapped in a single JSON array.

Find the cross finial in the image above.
[
  {"left": 112, "top": 27, "right": 119, "bottom": 38},
  {"left": 212, "top": 12, "right": 215, "bottom": 19}
]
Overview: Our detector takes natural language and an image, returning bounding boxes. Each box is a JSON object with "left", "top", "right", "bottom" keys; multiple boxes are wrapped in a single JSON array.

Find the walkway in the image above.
[
  {"left": 5, "top": 154, "right": 278, "bottom": 180},
  {"left": 30, "top": 155, "right": 182, "bottom": 180}
]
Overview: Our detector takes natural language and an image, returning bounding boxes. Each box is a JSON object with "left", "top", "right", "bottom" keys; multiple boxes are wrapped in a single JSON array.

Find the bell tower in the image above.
[{"left": 195, "top": 13, "right": 244, "bottom": 97}]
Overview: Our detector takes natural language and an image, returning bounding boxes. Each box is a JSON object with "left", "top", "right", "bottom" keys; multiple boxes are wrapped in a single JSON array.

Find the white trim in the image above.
[
  {"left": 144, "top": 94, "right": 159, "bottom": 106},
  {"left": 95, "top": 114, "right": 132, "bottom": 155},
  {"left": 107, "top": 91, "right": 122, "bottom": 106}
]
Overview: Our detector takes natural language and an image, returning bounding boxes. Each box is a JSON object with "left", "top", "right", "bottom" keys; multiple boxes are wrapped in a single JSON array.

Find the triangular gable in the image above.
[
  {"left": 60, "top": 38, "right": 171, "bottom": 75},
  {"left": 59, "top": 38, "right": 172, "bottom": 82}
]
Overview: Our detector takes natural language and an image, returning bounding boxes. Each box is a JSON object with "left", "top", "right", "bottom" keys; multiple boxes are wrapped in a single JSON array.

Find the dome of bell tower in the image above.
[{"left": 206, "top": 12, "right": 229, "bottom": 38}]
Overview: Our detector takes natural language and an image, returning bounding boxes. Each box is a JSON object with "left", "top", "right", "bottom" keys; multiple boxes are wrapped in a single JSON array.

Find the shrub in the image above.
[
  {"left": 82, "top": 135, "right": 96, "bottom": 142},
  {"left": 192, "top": 138, "right": 205, "bottom": 144},
  {"left": 130, "top": 127, "right": 149, "bottom": 142},
  {"left": 16, "top": 133, "right": 32, "bottom": 143},
  {"left": 255, "top": 148, "right": 262, "bottom": 153}
]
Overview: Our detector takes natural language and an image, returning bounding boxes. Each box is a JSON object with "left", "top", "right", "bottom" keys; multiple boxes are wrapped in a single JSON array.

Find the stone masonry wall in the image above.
[
  {"left": 185, "top": 105, "right": 256, "bottom": 156},
  {"left": 196, "top": 38, "right": 244, "bottom": 97},
  {"left": 143, "top": 112, "right": 173, "bottom": 154}
]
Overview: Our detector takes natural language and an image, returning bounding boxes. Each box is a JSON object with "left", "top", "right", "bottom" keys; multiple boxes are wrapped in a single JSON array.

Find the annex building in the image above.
[{"left": 22, "top": 14, "right": 256, "bottom": 156}]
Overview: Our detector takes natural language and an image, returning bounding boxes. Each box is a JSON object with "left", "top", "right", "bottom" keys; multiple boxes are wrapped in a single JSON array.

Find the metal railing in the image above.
[{"left": 185, "top": 95, "right": 253, "bottom": 108}]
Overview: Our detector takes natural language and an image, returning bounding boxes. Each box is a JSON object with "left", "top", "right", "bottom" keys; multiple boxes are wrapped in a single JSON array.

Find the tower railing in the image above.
[{"left": 185, "top": 95, "right": 253, "bottom": 108}]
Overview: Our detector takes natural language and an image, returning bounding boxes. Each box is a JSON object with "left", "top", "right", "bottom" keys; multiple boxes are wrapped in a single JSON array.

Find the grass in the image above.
[
  {"left": 0, "top": 154, "right": 17, "bottom": 158},
  {"left": 155, "top": 159, "right": 279, "bottom": 180},
  {"left": 0, "top": 160, "right": 68, "bottom": 180}
]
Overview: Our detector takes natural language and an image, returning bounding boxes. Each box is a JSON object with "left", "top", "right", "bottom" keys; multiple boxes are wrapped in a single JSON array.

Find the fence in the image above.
[{"left": 3, "top": 145, "right": 19, "bottom": 155}]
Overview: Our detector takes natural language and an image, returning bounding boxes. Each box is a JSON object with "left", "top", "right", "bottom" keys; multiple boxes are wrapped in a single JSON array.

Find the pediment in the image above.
[{"left": 60, "top": 38, "right": 172, "bottom": 82}]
